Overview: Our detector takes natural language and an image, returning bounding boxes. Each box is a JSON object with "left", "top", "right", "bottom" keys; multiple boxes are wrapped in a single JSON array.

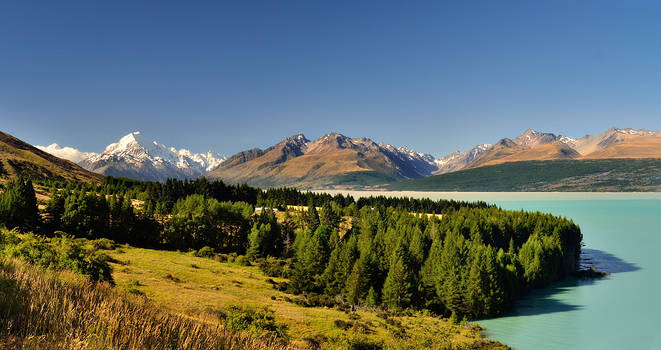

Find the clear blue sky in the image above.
[{"left": 2, "top": 0, "right": 661, "bottom": 157}]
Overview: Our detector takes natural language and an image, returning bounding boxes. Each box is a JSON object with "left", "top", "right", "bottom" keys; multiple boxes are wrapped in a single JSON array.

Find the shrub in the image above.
[
  {"left": 235, "top": 255, "right": 251, "bottom": 266},
  {"left": 302, "top": 334, "right": 328, "bottom": 350},
  {"left": 334, "top": 333, "right": 383, "bottom": 350},
  {"left": 195, "top": 246, "right": 216, "bottom": 258},
  {"left": 90, "top": 238, "right": 116, "bottom": 250},
  {"left": 258, "top": 257, "right": 293, "bottom": 278},
  {"left": 221, "top": 304, "right": 289, "bottom": 339},
  {"left": 1, "top": 230, "right": 113, "bottom": 283},
  {"left": 334, "top": 319, "right": 353, "bottom": 330}
]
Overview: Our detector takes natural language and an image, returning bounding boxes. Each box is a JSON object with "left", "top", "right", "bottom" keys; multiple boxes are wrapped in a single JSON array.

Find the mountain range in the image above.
[
  {"left": 205, "top": 133, "right": 438, "bottom": 188},
  {"left": 38, "top": 132, "right": 227, "bottom": 182},
  {"left": 433, "top": 127, "right": 661, "bottom": 174},
  {"left": 4, "top": 126, "right": 660, "bottom": 190}
]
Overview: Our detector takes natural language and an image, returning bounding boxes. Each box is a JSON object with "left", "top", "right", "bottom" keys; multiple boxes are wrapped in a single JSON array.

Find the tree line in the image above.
[{"left": 1, "top": 176, "right": 582, "bottom": 319}]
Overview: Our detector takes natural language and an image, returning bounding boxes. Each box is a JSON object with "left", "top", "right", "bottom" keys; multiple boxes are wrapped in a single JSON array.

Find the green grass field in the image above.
[{"left": 107, "top": 246, "right": 506, "bottom": 349}]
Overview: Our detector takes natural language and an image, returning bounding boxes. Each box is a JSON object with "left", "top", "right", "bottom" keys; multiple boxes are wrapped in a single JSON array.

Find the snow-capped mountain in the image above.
[
  {"left": 77, "top": 132, "right": 226, "bottom": 181},
  {"left": 433, "top": 143, "right": 492, "bottom": 174}
]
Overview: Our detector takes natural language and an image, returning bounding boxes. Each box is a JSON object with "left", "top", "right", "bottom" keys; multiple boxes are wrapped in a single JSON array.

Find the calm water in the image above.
[{"left": 323, "top": 191, "right": 661, "bottom": 349}]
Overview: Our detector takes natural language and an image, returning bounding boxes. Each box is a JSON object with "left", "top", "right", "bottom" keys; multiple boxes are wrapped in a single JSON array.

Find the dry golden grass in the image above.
[{"left": 0, "top": 257, "right": 295, "bottom": 350}]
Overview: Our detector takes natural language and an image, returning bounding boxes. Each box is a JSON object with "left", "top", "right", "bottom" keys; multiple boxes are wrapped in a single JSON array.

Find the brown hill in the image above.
[
  {"left": 438, "top": 128, "right": 661, "bottom": 176},
  {"left": 466, "top": 138, "right": 528, "bottom": 168},
  {"left": 581, "top": 135, "right": 661, "bottom": 159},
  {"left": 0, "top": 131, "right": 102, "bottom": 182},
  {"left": 205, "top": 133, "right": 437, "bottom": 188}
]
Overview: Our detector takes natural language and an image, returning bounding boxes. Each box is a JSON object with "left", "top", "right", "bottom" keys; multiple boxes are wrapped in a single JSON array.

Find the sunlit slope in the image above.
[
  {"left": 107, "top": 246, "right": 506, "bottom": 349},
  {"left": 0, "top": 131, "right": 102, "bottom": 182},
  {"left": 388, "top": 159, "right": 661, "bottom": 191}
]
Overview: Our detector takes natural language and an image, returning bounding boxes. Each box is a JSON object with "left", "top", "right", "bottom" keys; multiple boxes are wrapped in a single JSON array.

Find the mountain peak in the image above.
[
  {"left": 283, "top": 133, "right": 309, "bottom": 144},
  {"left": 79, "top": 132, "right": 226, "bottom": 181},
  {"left": 105, "top": 131, "right": 148, "bottom": 153}
]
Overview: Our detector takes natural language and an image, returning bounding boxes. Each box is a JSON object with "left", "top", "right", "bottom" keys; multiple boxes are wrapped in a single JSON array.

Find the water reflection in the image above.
[
  {"left": 580, "top": 248, "right": 640, "bottom": 273},
  {"left": 490, "top": 249, "right": 639, "bottom": 319}
]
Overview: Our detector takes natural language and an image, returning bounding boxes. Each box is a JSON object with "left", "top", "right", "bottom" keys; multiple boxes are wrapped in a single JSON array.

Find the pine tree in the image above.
[
  {"left": 305, "top": 201, "right": 320, "bottom": 232},
  {"left": 246, "top": 223, "right": 272, "bottom": 260},
  {"left": 344, "top": 252, "right": 375, "bottom": 305},
  {"left": 382, "top": 244, "right": 413, "bottom": 309},
  {"left": 320, "top": 202, "right": 340, "bottom": 230},
  {"left": 366, "top": 287, "right": 380, "bottom": 307},
  {"left": 0, "top": 176, "right": 39, "bottom": 231}
]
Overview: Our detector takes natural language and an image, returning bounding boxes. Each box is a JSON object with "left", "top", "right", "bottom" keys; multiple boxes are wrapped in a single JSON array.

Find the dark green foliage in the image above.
[
  {"left": 289, "top": 226, "right": 331, "bottom": 293},
  {"left": 320, "top": 202, "right": 341, "bottom": 230},
  {"left": 381, "top": 244, "right": 414, "bottom": 309},
  {"left": 61, "top": 191, "right": 109, "bottom": 239},
  {"left": 165, "top": 195, "right": 253, "bottom": 252},
  {"left": 222, "top": 304, "right": 289, "bottom": 339},
  {"left": 246, "top": 210, "right": 282, "bottom": 260},
  {"left": 258, "top": 257, "right": 293, "bottom": 278},
  {"left": 0, "top": 229, "right": 113, "bottom": 283},
  {"left": 0, "top": 177, "right": 39, "bottom": 231},
  {"left": 287, "top": 205, "right": 581, "bottom": 320},
  {"left": 29, "top": 175, "right": 581, "bottom": 320}
]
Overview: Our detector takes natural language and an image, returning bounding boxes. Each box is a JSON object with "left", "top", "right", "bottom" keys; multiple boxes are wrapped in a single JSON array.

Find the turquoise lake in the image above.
[{"left": 324, "top": 191, "right": 661, "bottom": 350}]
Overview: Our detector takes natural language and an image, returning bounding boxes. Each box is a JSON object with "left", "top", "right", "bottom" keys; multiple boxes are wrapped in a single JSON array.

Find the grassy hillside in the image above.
[
  {"left": 388, "top": 158, "right": 661, "bottom": 192},
  {"left": 0, "top": 239, "right": 292, "bottom": 350},
  {"left": 107, "top": 246, "right": 506, "bottom": 349},
  {"left": 0, "top": 131, "right": 102, "bottom": 183}
]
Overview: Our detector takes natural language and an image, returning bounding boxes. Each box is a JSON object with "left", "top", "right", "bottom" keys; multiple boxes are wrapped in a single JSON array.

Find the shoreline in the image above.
[{"left": 315, "top": 190, "right": 661, "bottom": 201}]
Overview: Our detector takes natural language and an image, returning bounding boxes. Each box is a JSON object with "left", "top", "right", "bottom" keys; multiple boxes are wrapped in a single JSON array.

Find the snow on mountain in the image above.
[
  {"left": 434, "top": 143, "right": 492, "bottom": 174},
  {"left": 78, "top": 132, "right": 226, "bottom": 181},
  {"left": 36, "top": 143, "right": 98, "bottom": 163}
]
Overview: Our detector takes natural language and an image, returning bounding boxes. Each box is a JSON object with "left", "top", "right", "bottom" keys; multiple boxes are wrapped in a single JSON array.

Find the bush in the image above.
[
  {"left": 292, "top": 293, "right": 337, "bottom": 308},
  {"left": 90, "top": 238, "right": 116, "bottom": 250},
  {"left": 221, "top": 304, "right": 288, "bottom": 339},
  {"left": 334, "top": 319, "right": 353, "bottom": 330},
  {"left": 195, "top": 246, "right": 216, "bottom": 258},
  {"left": 234, "top": 255, "right": 251, "bottom": 266},
  {"left": 302, "top": 334, "right": 328, "bottom": 350},
  {"left": 214, "top": 254, "right": 229, "bottom": 262},
  {"left": 1, "top": 230, "right": 113, "bottom": 283},
  {"left": 334, "top": 333, "right": 383, "bottom": 350},
  {"left": 258, "top": 257, "right": 293, "bottom": 278}
]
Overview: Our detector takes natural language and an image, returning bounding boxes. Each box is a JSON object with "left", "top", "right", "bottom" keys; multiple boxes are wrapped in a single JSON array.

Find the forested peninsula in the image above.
[{"left": 1, "top": 176, "right": 582, "bottom": 322}]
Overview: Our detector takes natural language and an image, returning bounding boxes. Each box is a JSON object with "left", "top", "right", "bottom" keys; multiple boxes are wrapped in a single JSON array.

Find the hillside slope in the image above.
[
  {"left": 0, "top": 131, "right": 102, "bottom": 182},
  {"left": 388, "top": 158, "right": 661, "bottom": 192}
]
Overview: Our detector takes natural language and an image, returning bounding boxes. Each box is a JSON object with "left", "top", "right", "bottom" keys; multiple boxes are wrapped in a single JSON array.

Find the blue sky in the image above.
[{"left": 2, "top": 0, "right": 661, "bottom": 157}]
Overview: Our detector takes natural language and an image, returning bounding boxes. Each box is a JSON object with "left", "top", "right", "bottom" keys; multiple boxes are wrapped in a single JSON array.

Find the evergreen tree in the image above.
[
  {"left": 0, "top": 176, "right": 39, "bottom": 231},
  {"left": 344, "top": 252, "right": 376, "bottom": 305},
  {"left": 320, "top": 202, "right": 341, "bottom": 230},
  {"left": 382, "top": 244, "right": 414, "bottom": 309},
  {"left": 304, "top": 201, "right": 320, "bottom": 232}
]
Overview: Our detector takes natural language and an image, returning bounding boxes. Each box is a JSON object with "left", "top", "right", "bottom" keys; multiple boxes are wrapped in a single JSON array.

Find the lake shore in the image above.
[{"left": 318, "top": 190, "right": 661, "bottom": 201}]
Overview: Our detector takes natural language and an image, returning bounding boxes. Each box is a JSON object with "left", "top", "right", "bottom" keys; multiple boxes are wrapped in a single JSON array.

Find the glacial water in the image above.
[{"left": 324, "top": 191, "right": 661, "bottom": 349}]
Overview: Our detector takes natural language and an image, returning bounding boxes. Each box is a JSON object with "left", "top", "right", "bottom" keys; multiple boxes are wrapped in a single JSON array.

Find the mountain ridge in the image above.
[
  {"left": 0, "top": 131, "right": 102, "bottom": 182},
  {"left": 206, "top": 132, "right": 437, "bottom": 188},
  {"left": 76, "top": 132, "right": 227, "bottom": 182}
]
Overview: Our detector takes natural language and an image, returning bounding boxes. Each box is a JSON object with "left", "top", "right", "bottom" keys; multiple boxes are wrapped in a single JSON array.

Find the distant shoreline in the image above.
[{"left": 315, "top": 190, "right": 661, "bottom": 201}]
